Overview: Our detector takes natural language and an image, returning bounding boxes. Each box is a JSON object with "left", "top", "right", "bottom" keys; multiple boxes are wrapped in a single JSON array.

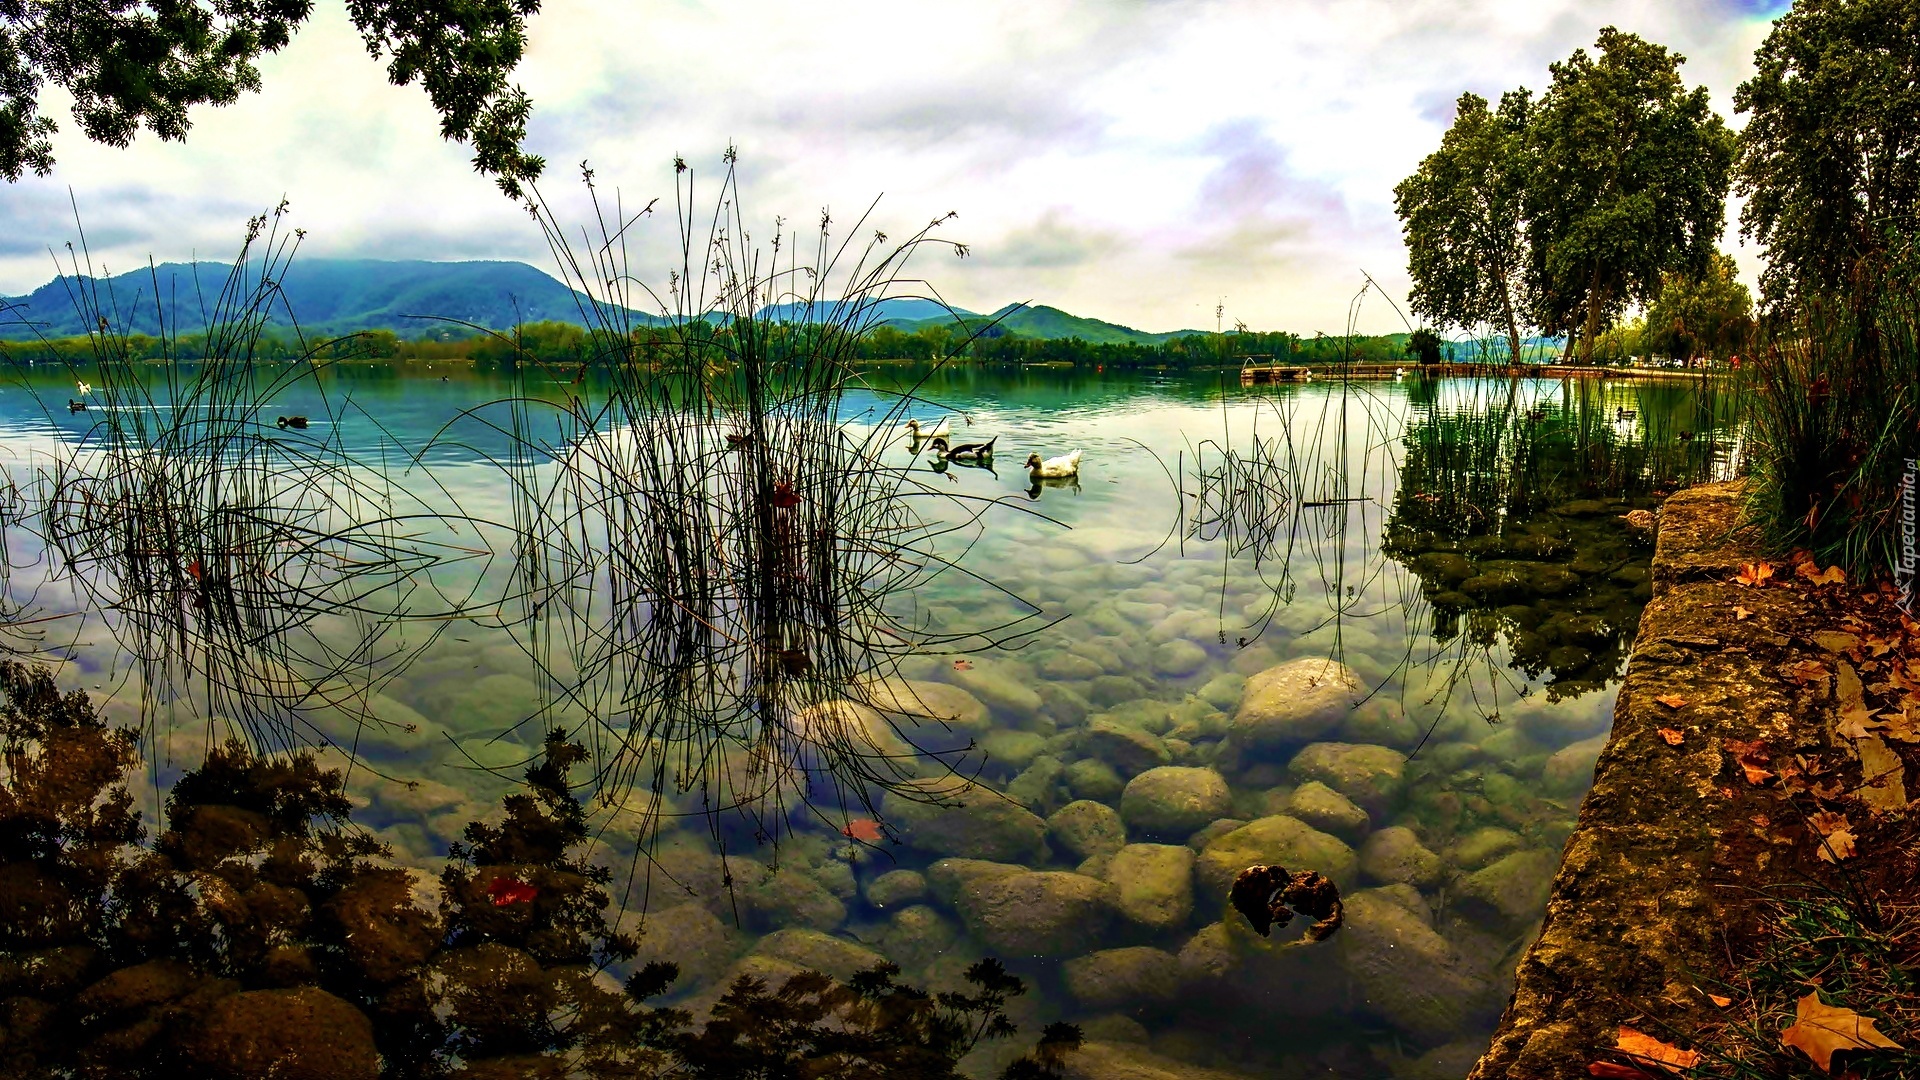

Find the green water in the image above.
[{"left": 0, "top": 362, "right": 1732, "bottom": 1078}]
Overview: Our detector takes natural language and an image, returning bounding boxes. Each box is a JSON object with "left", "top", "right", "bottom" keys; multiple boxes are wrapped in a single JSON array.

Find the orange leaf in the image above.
[
  {"left": 952, "top": 659, "right": 974, "bottom": 670},
  {"left": 1710, "top": 993, "right": 1733, "bottom": 1007},
  {"left": 1589, "top": 1064, "right": 1657, "bottom": 1080},
  {"left": 1787, "top": 659, "right": 1831, "bottom": 684},
  {"left": 1736, "top": 561, "right": 1777, "bottom": 587},
  {"left": 1799, "top": 562, "right": 1847, "bottom": 586},
  {"left": 1779, "top": 992, "right": 1903, "bottom": 1072},
  {"left": 1724, "top": 738, "right": 1775, "bottom": 785},
  {"left": 1655, "top": 694, "right": 1689, "bottom": 709},
  {"left": 1616, "top": 1027, "right": 1701, "bottom": 1074},
  {"left": 1807, "top": 811, "right": 1857, "bottom": 862},
  {"left": 1734, "top": 605, "right": 1752, "bottom": 620},
  {"left": 1658, "top": 728, "right": 1685, "bottom": 746}
]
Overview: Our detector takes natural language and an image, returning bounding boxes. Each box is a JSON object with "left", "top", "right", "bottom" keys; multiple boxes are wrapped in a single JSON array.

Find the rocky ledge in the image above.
[{"left": 1468, "top": 481, "right": 1768, "bottom": 1079}]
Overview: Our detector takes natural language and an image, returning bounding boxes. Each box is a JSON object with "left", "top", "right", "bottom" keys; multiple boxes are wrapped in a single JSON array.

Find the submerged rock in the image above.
[
  {"left": 1193, "top": 815, "right": 1357, "bottom": 904},
  {"left": 1105, "top": 843, "right": 1195, "bottom": 931},
  {"left": 1541, "top": 732, "right": 1609, "bottom": 796},
  {"left": 863, "top": 678, "right": 991, "bottom": 732},
  {"left": 1064, "top": 758, "right": 1126, "bottom": 803},
  {"left": 864, "top": 869, "right": 927, "bottom": 910},
  {"left": 875, "top": 904, "right": 958, "bottom": 972},
  {"left": 1358, "top": 826, "right": 1444, "bottom": 888},
  {"left": 1082, "top": 719, "right": 1172, "bottom": 777},
  {"left": 1229, "top": 658, "right": 1363, "bottom": 758},
  {"left": 948, "top": 663, "right": 1043, "bottom": 721},
  {"left": 1119, "top": 766, "right": 1232, "bottom": 839},
  {"left": 884, "top": 778, "right": 1049, "bottom": 864},
  {"left": 739, "top": 867, "right": 846, "bottom": 932},
  {"left": 1048, "top": 800, "right": 1127, "bottom": 861},
  {"left": 1448, "top": 826, "right": 1524, "bottom": 871},
  {"left": 1287, "top": 742, "right": 1408, "bottom": 815},
  {"left": 177, "top": 986, "right": 378, "bottom": 1080},
  {"left": 1061, "top": 947, "right": 1181, "bottom": 1011},
  {"left": 622, "top": 904, "right": 740, "bottom": 994},
  {"left": 1457, "top": 849, "right": 1560, "bottom": 924},
  {"left": 750, "top": 928, "right": 888, "bottom": 981},
  {"left": 951, "top": 871, "right": 1114, "bottom": 957},
  {"left": 1060, "top": 1040, "right": 1259, "bottom": 1080},
  {"left": 1284, "top": 781, "right": 1370, "bottom": 842},
  {"left": 1334, "top": 888, "right": 1484, "bottom": 1045}
]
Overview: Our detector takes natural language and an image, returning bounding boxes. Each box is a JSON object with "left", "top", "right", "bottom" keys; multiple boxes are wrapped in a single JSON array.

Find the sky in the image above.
[{"left": 3, "top": 0, "right": 1790, "bottom": 335}]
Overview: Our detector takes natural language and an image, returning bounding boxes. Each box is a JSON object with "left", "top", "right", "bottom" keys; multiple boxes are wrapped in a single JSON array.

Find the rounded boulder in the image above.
[{"left": 1119, "top": 766, "right": 1233, "bottom": 840}]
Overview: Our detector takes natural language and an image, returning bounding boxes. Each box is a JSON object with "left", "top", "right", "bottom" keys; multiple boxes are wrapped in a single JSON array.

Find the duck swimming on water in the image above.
[
  {"left": 1025, "top": 450, "right": 1082, "bottom": 479},
  {"left": 930, "top": 435, "right": 995, "bottom": 462},
  {"left": 276, "top": 416, "right": 309, "bottom": 430},
  {"left": 67, "top": 399, "right": 86, "bottom": 412},
  {"left": 904, "top": 416, "right": 951, "bottom": 441}
]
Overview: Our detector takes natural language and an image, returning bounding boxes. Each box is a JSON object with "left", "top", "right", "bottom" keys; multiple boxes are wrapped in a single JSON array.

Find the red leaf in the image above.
[
  {"left": 1589, "top": 1064, "right": 1657, "bottom": 1080},
  {"left": 771, "top": 481, "right": 801, "bottom": 509},
  {"left": 840, "top": 818, "right": 884, "bottom": 842},
  {"left": 487, "top": 877, "right": 537, "bottom": 906},
  {"left": 187, "top": 559, "right": 204, "bottom": 582}
]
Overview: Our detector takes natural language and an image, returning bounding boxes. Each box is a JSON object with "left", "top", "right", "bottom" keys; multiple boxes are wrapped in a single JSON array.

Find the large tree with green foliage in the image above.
[
  {"left": 1735, "top": 0, "right": 1920, "bottom": 306},
  {"left": 1524, "top": 27, "right": 1736, "bottom": 363},
  {"left": 0, "top": 0, "right": 545, "bottom": 195},
  {"left": 1394, "top": 90, "right": 1535, "bottom": 366},
  {"left": 1642, "top": 252, "right": 1753, "bottom": 362}
]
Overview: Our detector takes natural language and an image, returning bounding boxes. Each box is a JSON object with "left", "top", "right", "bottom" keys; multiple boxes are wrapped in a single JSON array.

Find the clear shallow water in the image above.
[{"left": 0, "top": 363, "right": 1715, "bottom": 1078}]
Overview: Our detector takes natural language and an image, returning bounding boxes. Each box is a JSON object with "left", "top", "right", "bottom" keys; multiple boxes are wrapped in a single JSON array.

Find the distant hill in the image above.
[
  {"left": 2, "top": 258, "right": 1202, "bottom": 345},
  {"left": 881, "top": 303, "right": 1206, "bottom": 346}
]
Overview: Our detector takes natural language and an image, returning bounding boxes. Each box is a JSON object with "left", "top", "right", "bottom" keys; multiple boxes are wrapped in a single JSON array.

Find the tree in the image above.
[
  {"left": 1642, "top": 252, "right": 1753, "bottom": 362},
  {"left": 1395, "top": 90, "right": 1535, "bottom": 366},
  {"left": 1735, "top": 0, "right": 1920, "bottom": 307},
  {"left": 1525, "top": 28, "right": 1736, "bottom": 363},
  {"left": 0, "top": 0, "right": 545, "bottom": 196},
  {"left": 1404, "top": 327, "right": 1443, "bottom": 366}
]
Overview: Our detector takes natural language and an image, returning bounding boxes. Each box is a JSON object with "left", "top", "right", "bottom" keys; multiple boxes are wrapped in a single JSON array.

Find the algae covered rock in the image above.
[
  {"left": 1060, "top": 1040, "right": 1263, "bottom": 1080},
  {"left": 1047, "top": 799, "right": 1127, "bottom": 861},
  {"left": 883, "top": 778, "right": 1048, "bottom": 863},
  {"left": 875, "top": 904, "right": 958, "bottom": 972},
  {"left": 1287, "top": 742, "right": 1408, "bottom": 815},
  {"left": 863, "top": 678, "right": 991, "bottom": 732},
  {"left": 924, "top": 858, "right": 1025, "bottom": 908},
  {"left": 1457, "top": 849, "right": 1560, "bottom": 923},
  {"left": 1284, "top": 780, "right": 1370, "bottom": 842},
  {"left": 1064, "top": 758, "right": 1126, "bottom": 803},
  {"left": 1357, "top": 826, "right": 1444, "bottom": 888},
  {"left": 951, "top": 871, "right": 1113, "bottom": 957},
  {"left": 177, "top": 986, "right": 378, "bottom": 1080},
  {"left": 1119, "top": 766, "right": 1232, "bottom": 840},
  {"left": 864, "top": 869, "right": 927, "bottom": 910},
  {"left": 1061, "top": 946, "right": 1181, "bottom": 1011},
  {"left": 1229, "top": 658, "right": 1363, "bottom": 757},
  {"left": 1541, "top": 732, "right": 1609, "bottom": 796},
  {"left": 1448, "top": 826, "right": 1524, "bottom": 871},
  {"left": 1333, "top": 888, "right": 1482, "bottom": 1044},
  {"left": 750, "top": 928, "right": 888, "bottom": 981},
  {"left": 621, "top": 903, "right": 740, "bottom": 994},
  {"left": 1104, "top": 843, "right": 1195, "bottom": 931},
  {"left": 739, "top": 867, "right": 846, "bottom": 932},
  {"left": 1193, "top": 814, "right": 1357, "bottom": 904},
  {"left": 1082, "top": 719, "right": 1172, "bottom": 777}
]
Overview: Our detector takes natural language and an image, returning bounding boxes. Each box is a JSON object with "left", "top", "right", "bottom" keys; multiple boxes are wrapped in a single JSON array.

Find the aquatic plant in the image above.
[
  {"left": 16, "top": 207, "right": 492, "bottom": 759},
  {"left": 436, "top": 153, "right": 1053, "bottom": 907}
]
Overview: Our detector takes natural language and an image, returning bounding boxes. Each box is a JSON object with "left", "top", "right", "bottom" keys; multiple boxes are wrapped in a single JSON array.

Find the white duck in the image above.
[
  {"left": 904, "top": 416, "right": 951, "bottom": 441},
  {"left": 1025, "top": 450, "right": 1082, "bottom": 479}
]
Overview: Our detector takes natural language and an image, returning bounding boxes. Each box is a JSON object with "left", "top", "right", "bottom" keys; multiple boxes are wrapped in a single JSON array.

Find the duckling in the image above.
[
  {"left": 930, "top": 435, "right": 995, "bottom": 462},
  {"left": 276, "top": 415, "right": 309, "bottom": 430},
  {"left": 1394, "top": 367, "right": 1406, "bottom": 378},
  {"left": 1678, "top": 430, "right": 1693, "bottom": 442},
  {"left": 1025, "top": 450, "right": 1082, "bottom": 479},
  {"left": 67, "top": 399, "right": 86, "bottom": 412},
  {"left": 904, "top": 416, "right": 951, "bottom": 441},
  {"left": 77, "top": 381, "right": 92, "bottom": 396},
  {"left": 1615, "top": 407, "right": 1637, "bottom": 421}
]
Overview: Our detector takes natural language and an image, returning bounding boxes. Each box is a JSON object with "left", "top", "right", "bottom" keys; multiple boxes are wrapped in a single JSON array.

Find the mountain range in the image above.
[{"left": 0, "top": 259, "right": 1205, "bottom": 345}]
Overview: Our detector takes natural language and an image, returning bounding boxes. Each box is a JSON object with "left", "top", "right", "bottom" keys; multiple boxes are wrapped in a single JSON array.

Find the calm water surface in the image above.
[{"left": 0, "top": 363, "right": 1713, "bottom": 1078}]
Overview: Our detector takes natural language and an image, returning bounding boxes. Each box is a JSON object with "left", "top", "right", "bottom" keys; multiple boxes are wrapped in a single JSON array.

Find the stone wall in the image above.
[{"left": 1468, "top": 481, "right": 1783, "bottom": 1079}]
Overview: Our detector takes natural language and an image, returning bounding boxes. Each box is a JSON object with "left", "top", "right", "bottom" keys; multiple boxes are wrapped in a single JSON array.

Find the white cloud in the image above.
[{"left": 3, "top": 0, "right": 1780, "bottom": 333}]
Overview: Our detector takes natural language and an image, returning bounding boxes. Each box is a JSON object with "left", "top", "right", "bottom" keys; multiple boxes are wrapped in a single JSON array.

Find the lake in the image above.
[{"left": 0, "top": 359, "right": 1734, "bottom": 1078}]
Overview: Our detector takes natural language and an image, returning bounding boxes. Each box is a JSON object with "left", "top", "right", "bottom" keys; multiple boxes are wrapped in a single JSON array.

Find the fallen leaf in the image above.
[
  {"left": 1814, "top": 631, "right": 1861, "bottom": 655},
  {"left": 1750, "top": 813, "right": 1771, "bottom": 826},
  {"left": 1734, "top": 605, "right": 1752, "bottom": 620},
  {"left": 1655, "top": 694, "right": 1689, "bottom": 709},
  {"left": 1800, "top": 562, "right": 1848, "bottom": 586},
  {"left": 840, "top": 818, "right": 884, "bottom": 842},
  {"left": 1658, "top": 728, "right": 1685, "bottom": 746},
  {"left": 1615, "top": 1027, "right": 1701, "bottom": 1074},
  {"left": 1779, "top": 992, "right": 1903, "bottom": 1072},
  {"left": 1875, "top": 709, "right": 1920, "bottom": 743},
  {"left": 1710, "top": 994, "right": 1733, "bottom": 1008},
  {"left": 1724, "top": 738, "right": 1775, "bottom": 785},
  {"left": 952, "top": 659, "right": 974, "bottom": 671},
  {"left": 1787, "top": 659, "right": 1831, "bottom": 686},
  {"left": 1736, "top": 562, "right": 1777, "bottom": 587},
  {"left": 1855, "top": 737, "right": 1909, "bottom": 812},
  {"left": 1836, "top": 705, "right": 1879, "bottom": 740},
  {"left": 1807, "top": 811, "right": 1858, "bottom": 861}
]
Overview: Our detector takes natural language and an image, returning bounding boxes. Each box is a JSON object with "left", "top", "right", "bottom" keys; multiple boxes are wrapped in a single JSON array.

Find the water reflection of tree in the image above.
[{"left": 1180, "top": 370, "right": 1738, "bottom": 727}]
